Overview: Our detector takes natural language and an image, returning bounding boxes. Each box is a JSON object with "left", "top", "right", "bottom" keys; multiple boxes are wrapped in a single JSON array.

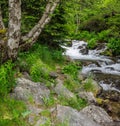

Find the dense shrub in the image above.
[
  {"left": 107, "top": 38, "right": 120, "bottom": 55},
  {"left": 0, "top": 61, "right": 15, "bottom": 96}
]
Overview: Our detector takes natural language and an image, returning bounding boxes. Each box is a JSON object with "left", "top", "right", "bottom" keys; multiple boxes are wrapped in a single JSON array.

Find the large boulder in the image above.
[
  {"left": 56, "top": 105, "right": 100, "bottom": 126},
  {"left": 80, "top": 105, "right": 113, "bottom": 124},
  {"left": 11, "top": 78, "right": 50, "bottom": 105}
]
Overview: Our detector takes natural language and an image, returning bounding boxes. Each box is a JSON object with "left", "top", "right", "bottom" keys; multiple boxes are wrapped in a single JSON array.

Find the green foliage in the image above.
[
  {"left": 83, "top": 78, "right": 96, "bottom": 92},
  {"left": 17, "top": 43, "right": 64, "bottom": 73},
  {"left": 30, "top": 59, "right": 51, "bottom": 82},
  {"left": 97, "top": 30, "right": 110, "bottom": 41},
  {"left": 107, "top": 38, "right": 120, "bottom": 55},
  {"left": 58, "top": 95, "right": 87, "bottom": 110},
  {"left": 0, "top": 98, "right": 28, "bottom": 126},
  {"left": 62, "top": 62, "right": 81, "bottom": 79},
  {"left": 42, "top": 95, "right": 55, "bottom": 107},
  {"left": 64, "top": 77, "right": 80, "bottom": 92},
  {"left": 87, "top": 38, "right": 97, "bottom": 49},
  {"left": 80, "top": 16, "right": 106, "bottom": 32},
  {"left": 0, "top": 61, "right": 15, "bottom": 96}
]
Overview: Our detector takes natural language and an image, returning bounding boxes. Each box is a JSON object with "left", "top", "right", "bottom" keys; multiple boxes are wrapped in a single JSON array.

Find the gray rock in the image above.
[
  {"left": 11, "top": 78, "right": 50, "bottom": 105},
  {"left": 101, "top": 121, "right": 120, "bottom": 126},
  {"left": 80, "top": 105, "right": 113, "bottom": 123},
  {"left": 78, "top": 91, "right": 96, "bottom": 103},
  {"left": 54, "top": 79, "right": 76, "bottom": 99},
  {"left": 56, "top": 105, "right": 100, "bottom": 126},
  {"left": 28, "top": 105, "right": 43, "bottom": 125},
  {"left": 49, "top": 71, "right": 58, "bottom": 79},
  {"left": 35, "top": 117, "right": 50, "bottom": 126}
]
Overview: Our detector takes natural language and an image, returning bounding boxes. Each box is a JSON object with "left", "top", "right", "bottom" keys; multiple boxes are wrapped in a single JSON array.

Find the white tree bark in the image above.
[
  {"left": 0, "top": 5, "right": 5, "bottom": 29},
  {"left": 7, "top": 0, "right": 21, "bottom": 59},
  {"left": 20, "top": 0, "right": 60, "bottom": 49},
  {"left": 1, "top": 0, "right": 60, "bottom": 61}
]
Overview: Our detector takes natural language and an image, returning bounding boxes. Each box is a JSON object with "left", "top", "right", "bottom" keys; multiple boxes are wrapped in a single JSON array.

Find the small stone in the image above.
[{"left": 49, "top": 71, "right": 58, "bottom": 79}]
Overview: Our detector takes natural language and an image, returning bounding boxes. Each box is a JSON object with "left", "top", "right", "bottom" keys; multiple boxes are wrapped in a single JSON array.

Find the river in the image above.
[
  {"left": 61, "top": 40, "right": 120, "bottom": 120},
  {"left": 62, "top": 40, "right": 120, "bottom": 92}
]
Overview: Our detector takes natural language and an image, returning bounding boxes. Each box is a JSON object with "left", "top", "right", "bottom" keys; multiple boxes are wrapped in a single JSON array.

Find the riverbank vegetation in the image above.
[{"left": 0, "top": 0, "right": 120, "bottom": 125}]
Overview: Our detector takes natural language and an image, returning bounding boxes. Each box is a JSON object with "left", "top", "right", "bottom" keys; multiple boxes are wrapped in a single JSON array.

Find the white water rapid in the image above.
[{"left": 62, "top": 40, "right": 120, "bottom": 92}]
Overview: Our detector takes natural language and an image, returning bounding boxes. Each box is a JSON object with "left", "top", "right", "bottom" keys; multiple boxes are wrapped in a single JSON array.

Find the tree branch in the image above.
[{"left": 20, "top": 0, "right": 60, "bottom": 49}]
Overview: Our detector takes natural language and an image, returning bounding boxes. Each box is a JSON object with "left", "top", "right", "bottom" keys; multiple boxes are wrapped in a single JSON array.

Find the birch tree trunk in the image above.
[
  {"left": 7, "top": 0, "right": 21, "bottom": 60},
  {"left": 0, "top": 5, "right": 5, "bottom": 30},
  {"left": 20, "top": 0, "right": 60, "bottom": 50},
  {"left": 0, "top": 5, "right": 6, "bottom": 63},
  {"left": 1, "top": 0, "right": 60, "bottom": 62}
]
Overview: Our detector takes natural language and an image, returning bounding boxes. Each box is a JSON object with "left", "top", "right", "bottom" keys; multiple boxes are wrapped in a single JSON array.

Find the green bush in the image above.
[
  {"left": 87, "top": 38, "right": 97, "bottom": 49},
  {"left": 0, "top": 98, "right": 28, "bottom": 126},
  {"left": 97, "top": 30, "right": 111, "bottom": 42},
  {"left": 107, "top": 38, "right": 120, "bottom": 55},
  {"left": 18, "top": 43, "right": 64, "bottom": 72},
  {"left": 83, "top": 78, "right": 96, "bottom": 92},
  {"left": 62, "top": 62, "right": 81, "bottom": 79},
  {"left": 80, "top": 16, "right": 107, "bottom": 32},
  {"left": 30, "top": 59, "right": 51, "bottom": 82},
  {"left": 58, "top": 95, "right": 87, "bottom": 110},
  {"left": 0, "top": 61, "right": 15, "bottom": 96}
]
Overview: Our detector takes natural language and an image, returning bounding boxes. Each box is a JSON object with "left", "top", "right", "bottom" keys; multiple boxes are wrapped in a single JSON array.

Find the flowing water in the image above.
[{"left": 62, "top": 40, "right": 120, "bottom": 93}]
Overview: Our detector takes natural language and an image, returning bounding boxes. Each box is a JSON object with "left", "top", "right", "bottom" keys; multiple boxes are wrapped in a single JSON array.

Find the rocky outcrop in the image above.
[
  {"left": 11, "top": 78, "right": 114, "bottom": 125},
  {"left": 55, "top": 105, "right": 114, "bottom": 126},
  {"left": 11, "top": 78, "right": 50, "bottom": 105},
  {"left": 81, "top": 105, "right": 113, "bottom": 123},
  {"left": 56, "top": 105, "right": 100, "bottom": 126}
]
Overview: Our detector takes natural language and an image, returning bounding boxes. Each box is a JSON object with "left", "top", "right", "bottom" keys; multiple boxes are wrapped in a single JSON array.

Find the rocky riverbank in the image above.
[{"left": 10, "top": 68, "right": 120, "bottom": 126}]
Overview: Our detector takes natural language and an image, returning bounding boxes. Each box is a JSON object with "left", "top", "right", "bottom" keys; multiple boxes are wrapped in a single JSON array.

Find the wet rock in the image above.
[
  {"left": 97, "top": 84, "right": 120, "bottom": 120},
  {"left": 54, "top": 79, "right": 76, "bottom": 99},
  {"left": 80, "top": 105, "right": 113, "bottom": 123},
  {"left": 56, "top": 105, "right": 100, "bottom": 126},
  {"left": 100, "top": 91, "right": 120, "bottom": 102},
  {"left": 11, "top": 78, "right": 50, "bottom": 105},
  {"left": 78, "top": 44, "right": 88, "bottom": 55},
  {"left": 78, "top": 91, "right": 96, "bottom": 104}
]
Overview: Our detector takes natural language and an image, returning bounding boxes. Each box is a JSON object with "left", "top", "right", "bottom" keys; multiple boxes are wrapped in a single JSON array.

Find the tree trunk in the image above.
[
  {"left": 7, "top": 0, "right": 21, "bottom": 60},
  {"left": 0, "top": 5, "right": 5, "bottom": 30},
  {"left": 20, "top": 0, "right": 60, "bottom": 50},
  {"left": 0, "top": 5, "right": 7, "bottom": 63}
]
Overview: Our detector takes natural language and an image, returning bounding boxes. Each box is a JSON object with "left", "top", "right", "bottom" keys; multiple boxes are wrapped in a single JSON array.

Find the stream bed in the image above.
[{"left": 62, "top": 40, "right": 120, "bottom": 120}]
